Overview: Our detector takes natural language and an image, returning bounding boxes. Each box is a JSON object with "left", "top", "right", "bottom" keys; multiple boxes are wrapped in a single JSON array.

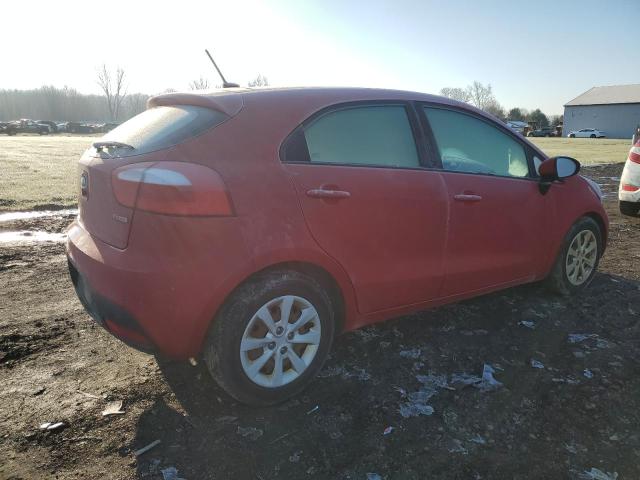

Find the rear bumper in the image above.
[
  {"left": 68, "top": 258, "right": 156, "bottom": 353},
  {"left": 66, "top": 214, "right": 251, "bottom": 359}
]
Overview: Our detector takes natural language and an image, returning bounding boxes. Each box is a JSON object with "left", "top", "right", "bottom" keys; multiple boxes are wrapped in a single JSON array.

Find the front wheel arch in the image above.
[
  {"left": 545, "top": 216, "right": 603, "bottom": 295},
  {"left": 584, "top": 211, "right": 607, "bottom": 251}
]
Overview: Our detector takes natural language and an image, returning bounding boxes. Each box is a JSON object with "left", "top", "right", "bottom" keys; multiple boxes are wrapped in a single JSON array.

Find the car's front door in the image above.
[
  {"left": 422, "top": 105, "right": 549, "bottom": 297},
  {"left": 282, "top": 103, "right": 448, "bottom": 314}
]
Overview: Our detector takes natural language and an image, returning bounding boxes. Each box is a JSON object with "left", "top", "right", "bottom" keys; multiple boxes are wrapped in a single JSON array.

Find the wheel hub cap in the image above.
[{"left": 240, "top": 295, "right": 322, "bottom": 388}]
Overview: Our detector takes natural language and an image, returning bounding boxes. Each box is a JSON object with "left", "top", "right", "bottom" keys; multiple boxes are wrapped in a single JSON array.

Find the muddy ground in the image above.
[{"left": 0, "top": 163, "right": 639, "bottom": 480}]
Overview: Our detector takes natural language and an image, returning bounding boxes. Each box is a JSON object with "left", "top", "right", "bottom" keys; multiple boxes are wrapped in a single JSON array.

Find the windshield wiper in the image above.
[{"left": 93, "top": 141, "right": 135, "bottom": 152}]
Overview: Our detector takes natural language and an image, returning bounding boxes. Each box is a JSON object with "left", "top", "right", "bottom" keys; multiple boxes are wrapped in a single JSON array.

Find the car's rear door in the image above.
[
  {"left": 420, "top": 105, "right": 548, "bottom": 297},
  {"left": 282, "top": 102, "right": 448, "bottom": 314}
]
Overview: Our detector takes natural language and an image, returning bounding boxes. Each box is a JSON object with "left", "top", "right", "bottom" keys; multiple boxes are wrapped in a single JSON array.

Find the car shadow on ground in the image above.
[{"left": 133, "top": 273, "right": 640, "bottom": 479}]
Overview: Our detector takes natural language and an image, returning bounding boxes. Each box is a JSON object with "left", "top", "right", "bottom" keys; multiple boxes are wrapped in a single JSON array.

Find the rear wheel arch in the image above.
[
  {"left": 199, "top": 260, "right": 348, "bottom": 356},
  {"left": 240, "top": 261, "right": 346, "bottom": 335}
]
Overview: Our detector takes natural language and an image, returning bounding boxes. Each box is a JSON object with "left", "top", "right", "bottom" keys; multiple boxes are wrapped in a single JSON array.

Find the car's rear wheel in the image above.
[
  {"left": 569, "top": 134, "right": 575, "bottom": 138},
  {"left": 590, "top": 134, "right": 596, "bottom": 138},
  {"left": 546, "top": 217, "right": 602, "bottom": 296},
  {"left": 203, "top": 270, "right": 335, "bottom": 406},
  {"left": 620, "top": 201, "right": 640, "bottom": 217}
]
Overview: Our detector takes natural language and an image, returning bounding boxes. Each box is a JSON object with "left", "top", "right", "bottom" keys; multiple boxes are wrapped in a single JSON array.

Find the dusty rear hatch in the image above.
[{"left": 78, "top": 97, "right": 240, "bottom": 249}]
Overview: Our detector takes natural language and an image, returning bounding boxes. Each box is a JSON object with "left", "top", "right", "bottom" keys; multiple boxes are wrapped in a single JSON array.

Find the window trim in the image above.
[
  {"left": 279, "top": 100, "right": 433, "bottom": 170},
  {"left": 416, "top": 102, "right": 538, "bottom": 181}
]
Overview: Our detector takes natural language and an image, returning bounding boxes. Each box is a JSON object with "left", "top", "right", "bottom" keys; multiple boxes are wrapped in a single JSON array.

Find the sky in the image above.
[{"left": 3, "top": 0, "right": 639, "bottom": 115}]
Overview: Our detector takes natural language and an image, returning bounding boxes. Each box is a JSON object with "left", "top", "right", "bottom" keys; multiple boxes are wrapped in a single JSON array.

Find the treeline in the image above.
[
  {"left": 0, "top": 86, "right": 149, "bottom": 122},
  {"left": 440, "top": 82, "right": 562, "bottom": 127}
]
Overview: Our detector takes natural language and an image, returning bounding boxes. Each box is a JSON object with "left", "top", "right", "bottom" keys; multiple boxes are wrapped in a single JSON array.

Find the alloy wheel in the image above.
[
  {"left": 240, "top": 295, "right": 321, "bottom": 388},
  {"left": 565, "top": 230, "right": 598, "bottom": 286}
]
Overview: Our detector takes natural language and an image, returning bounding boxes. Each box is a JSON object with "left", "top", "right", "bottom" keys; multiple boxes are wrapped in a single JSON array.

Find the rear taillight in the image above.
[
  {"left": 112, "top": 161, "right": 233, "bottom": 216},
  {"left": 621, "top": 183, "right": 639, "bottom": 192}
]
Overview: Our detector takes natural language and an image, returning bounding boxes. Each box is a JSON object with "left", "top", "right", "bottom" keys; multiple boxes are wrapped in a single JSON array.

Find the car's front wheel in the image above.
[
  {"left": 590, "top": 134, "right": 596, "bottom": 138},
  {"left": 569, "top": 134, "right": 575, "bottom": 138},
  {"left": 546, "top": 217, "right": 602, "bottom": 296},
  {"left": 203, "top": 269, "right": 335, "bottom": 406}
]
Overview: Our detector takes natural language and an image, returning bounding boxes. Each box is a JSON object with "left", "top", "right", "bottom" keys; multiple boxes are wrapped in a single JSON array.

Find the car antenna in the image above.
[{"left": 204, "top": 49, "right": 239, "bottom": 88}]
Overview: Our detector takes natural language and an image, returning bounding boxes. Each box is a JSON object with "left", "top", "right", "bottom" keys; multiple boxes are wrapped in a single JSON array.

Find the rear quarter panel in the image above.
[{"left": 172, "top": 98, "right": 361, "bottom": 338}]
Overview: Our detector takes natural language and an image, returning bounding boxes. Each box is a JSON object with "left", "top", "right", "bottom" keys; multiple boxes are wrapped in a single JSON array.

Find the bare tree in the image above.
[
  {"left": 189, "top": 76, "right": 210, "bottom": 90},
  {"left": 483, "top": 99, "right": 506, "bottom": 121},
  {"left": 97, "top": 64, "right": 127, "bottom": 121},
  {"left": 439, "top": 87, "right": 470, "bottom": 103},
  {"left": 466, "top": 81, "right": 494, "bottom": 110},
  {"left": 248, "top": 74, "right": 269, "bottom": 87},
  {"left": 124, "top": 93, "right": 150, "bottom": 118}
]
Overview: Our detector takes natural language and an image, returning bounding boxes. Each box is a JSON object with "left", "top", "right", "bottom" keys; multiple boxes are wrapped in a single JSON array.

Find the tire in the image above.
[
  {"left": 569, "top": 134, "right": 575, "bottom": 138},
  {"left": 545, "top": 217, "right": 602, "bottom": 296},
  {"left": 620, "top": 201, "right": 640, "bottom": 217},
  {"left": 590, "top": 134, "right": 596, "bottom": 138},
  {"left": 203, "top": 269, "right": 336, "bottom": 406}
]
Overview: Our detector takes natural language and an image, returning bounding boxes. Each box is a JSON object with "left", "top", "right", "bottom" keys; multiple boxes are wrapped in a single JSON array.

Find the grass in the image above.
[
  {"left": 0, "top": 135, "right": 632, "bottom": 212},
  {"left": 0, "top": 135, "right": 95, "bottom": 211},
  {"left": 528, "top": 137, "right": 630, "bottom": 165}
]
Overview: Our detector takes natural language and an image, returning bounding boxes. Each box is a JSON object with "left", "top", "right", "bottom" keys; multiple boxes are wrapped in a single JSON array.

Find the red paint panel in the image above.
[{"left": 287, "top": 163, "right": 448, "bottom": 313}]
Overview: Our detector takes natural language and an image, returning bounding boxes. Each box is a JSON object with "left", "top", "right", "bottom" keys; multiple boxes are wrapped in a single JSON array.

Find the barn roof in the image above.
[{"left": 565, "top": 84, "right": 640, "bottom": 106}]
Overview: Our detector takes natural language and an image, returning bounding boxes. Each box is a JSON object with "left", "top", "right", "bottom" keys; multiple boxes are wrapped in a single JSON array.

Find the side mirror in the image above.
[{"left": 538, "top": 156, "right": 581, "bottom": 194}]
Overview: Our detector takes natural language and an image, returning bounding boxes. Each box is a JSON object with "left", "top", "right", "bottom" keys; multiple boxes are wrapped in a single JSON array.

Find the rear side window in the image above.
[
  {"left": 424, "top": 107, "right": 529, "bottom": 178},
  {"left": 102, "top": 105, "right": 228, "bottom": 155},
  {"left": 301, "top": 105, "right": 420, "bottom": 168}
]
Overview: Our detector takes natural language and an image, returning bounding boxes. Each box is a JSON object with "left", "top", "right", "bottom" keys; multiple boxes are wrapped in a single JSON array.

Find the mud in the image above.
[{"left": 0, "top": 164, "right": 639, "bottom": 479}]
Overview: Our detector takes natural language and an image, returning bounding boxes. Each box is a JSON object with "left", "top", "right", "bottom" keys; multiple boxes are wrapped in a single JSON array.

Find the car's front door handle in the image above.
[
  {"left": 306, "top": 188, "right": 351, "bottom": 199},
  {"left": 454, "top": 193, "right": 482, "bottom": 202}
]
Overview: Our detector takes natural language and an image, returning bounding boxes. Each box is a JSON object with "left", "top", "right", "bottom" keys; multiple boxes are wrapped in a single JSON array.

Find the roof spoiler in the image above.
[{"left": 147, "top": 92, "right": 244, "bottom": 117}]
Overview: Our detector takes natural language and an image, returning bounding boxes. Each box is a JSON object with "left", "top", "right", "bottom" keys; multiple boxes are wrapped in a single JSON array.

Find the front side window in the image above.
[
  {"left": 424, "top": 107, "right": 529, "bottom": 178},
  {"left": 302, "top": 105, "right": 420, "bottom": 168}
]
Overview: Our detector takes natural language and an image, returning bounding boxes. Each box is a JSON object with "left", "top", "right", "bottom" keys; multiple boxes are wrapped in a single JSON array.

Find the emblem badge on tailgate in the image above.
[{"left": 80, "top": 171, "right": 89, "bottom": 197}]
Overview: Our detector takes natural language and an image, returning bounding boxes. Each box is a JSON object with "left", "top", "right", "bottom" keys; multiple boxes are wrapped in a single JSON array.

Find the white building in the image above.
[{"left": 564, "top": 84, "right": 640, "bottom": 139}]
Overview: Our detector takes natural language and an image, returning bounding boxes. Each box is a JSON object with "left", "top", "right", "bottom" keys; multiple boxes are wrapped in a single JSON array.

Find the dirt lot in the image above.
[{"left": 1, "top": 155, "right": 639, "bottom": 477}]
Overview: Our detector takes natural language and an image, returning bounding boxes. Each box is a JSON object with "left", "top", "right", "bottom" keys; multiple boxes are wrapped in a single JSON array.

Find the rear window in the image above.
[{"left": 101, "top": 105, "right": 228, "bottom": 155}]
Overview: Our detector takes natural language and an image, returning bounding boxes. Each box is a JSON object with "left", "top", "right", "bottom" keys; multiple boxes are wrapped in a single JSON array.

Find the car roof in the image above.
[{"left": 149, "top": 86, "right": 490, "bottom": 121}]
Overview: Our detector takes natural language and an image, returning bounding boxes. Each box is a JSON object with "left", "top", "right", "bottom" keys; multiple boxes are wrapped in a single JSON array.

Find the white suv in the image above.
[{"left": 620, "top": 141, "right": 640, "bottom": 216}]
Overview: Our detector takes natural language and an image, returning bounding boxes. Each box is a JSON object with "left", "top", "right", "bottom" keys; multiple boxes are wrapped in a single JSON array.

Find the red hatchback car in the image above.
[{"left": 67, "top": 87, "right": 608, "bottom": 405}]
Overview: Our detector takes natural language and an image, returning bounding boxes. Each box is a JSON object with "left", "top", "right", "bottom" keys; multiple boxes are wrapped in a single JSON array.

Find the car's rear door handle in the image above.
[
  {"left": 454, "top": 193, "right": 482, "bottom": 202},
  {"left": 306, "top": 188, "right": 351, "bottom": 199}
]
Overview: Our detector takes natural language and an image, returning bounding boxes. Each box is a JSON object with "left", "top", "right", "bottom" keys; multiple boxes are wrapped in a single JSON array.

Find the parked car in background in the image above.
[
  {"left": 528, "top": 127, "right": 556, "bottom": 137},
  {"left": 619, "top": 140, "right": 640, "bottom": 216},
  {"left": 66, "top": 122, "right": 96, "bottom": 134},
  {"left": 568, "top": 128, "right": 606, "bottom": 138},
  {"left": 56, "top": 122, "right": 68, "bottom": 132},
  {"left": 37, "top": 120, "right": 58, "bottom": 133},
  {"left": 1, "top": 119, "right": 50, "bottom": 135},
  {"left": 67, "top": 87, "right": 609, "bottom": 406},
  {"left": 94, "top": 122, "right": 121, "bottom": 133},
  {"left": 0, "top": 121, "right": 18, "bottom": 135}
]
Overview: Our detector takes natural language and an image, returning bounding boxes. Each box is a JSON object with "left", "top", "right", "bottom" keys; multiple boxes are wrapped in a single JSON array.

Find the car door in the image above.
[
  {"left": 282, "top": 102, "right": 448, "bottom": 314},
  {"left": 421, "top": 105, "right": 548, "bottom": 297}
]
